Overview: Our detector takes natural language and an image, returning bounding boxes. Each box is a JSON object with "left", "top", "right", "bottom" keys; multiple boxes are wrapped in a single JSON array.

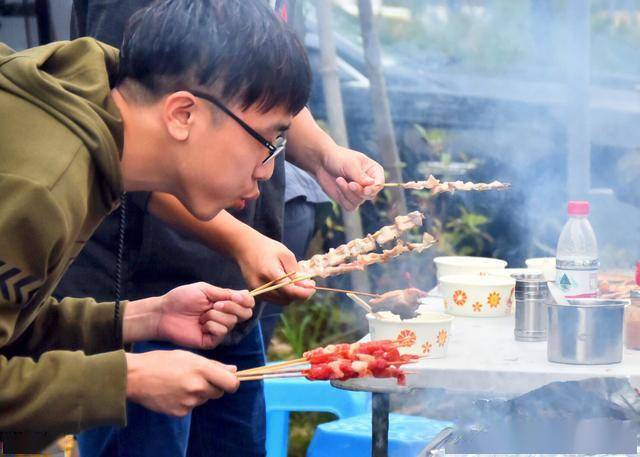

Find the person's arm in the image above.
[
  {"left": 0, "top": 175, "right": 243, "bottom": 446},
  {"left": 0, "top": 174, "right": 128, "bottom": 443},
  {"left": 148, "top": 193, "right": 315, "bottom": 304},
  {"left": 285, "top": 107, "right": 386, "bottom": 211},
  {"left": 3, "top": 296, "right": 127, "bottom": 358}
]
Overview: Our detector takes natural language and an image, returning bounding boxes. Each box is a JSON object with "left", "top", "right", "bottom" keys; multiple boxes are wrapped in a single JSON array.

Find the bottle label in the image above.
[{"left": 556, "top": 268, "right": 598, "bottom": 298}]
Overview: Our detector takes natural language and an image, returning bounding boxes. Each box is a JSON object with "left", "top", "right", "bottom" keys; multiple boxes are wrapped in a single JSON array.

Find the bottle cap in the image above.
[{"left": 568, "top": 201, "right": 590, "bottom": 216}]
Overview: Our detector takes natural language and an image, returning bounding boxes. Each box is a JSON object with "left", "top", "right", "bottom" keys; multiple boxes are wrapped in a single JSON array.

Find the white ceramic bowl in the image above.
[
  {"left": 366, "top": 311, "right": 454, "bottom": 358},
  {"left": 434, "top": 256, "right": 507, "bottom": 279},
  {"left": 525, "top": 257, "right": 556, "bottom": 281},
  {"left": 439, "top": 274, "right": 516, "bottom": 317}
]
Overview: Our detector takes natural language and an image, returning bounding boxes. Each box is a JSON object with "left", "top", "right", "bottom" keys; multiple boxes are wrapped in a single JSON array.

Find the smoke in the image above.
[
  {"left": 307, "top": 2, "right": 640, "bottom": 453},
  {"left": 308, "top": 0, "right": 640, "bottom": 273},
  {"left": 391, "top": 378, "right": 640, "bottom": 453}
]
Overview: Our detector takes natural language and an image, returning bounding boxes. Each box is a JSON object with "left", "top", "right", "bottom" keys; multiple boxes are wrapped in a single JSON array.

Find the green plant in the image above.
[
  {"left": 432, "top": 206, "right": 494, "bottom": 256},
  {"left": 288, "top": 412, "right": 337, "bottom": 457},
  {"left": 272, "top": 292, "right": 364, "bottom": 360}
]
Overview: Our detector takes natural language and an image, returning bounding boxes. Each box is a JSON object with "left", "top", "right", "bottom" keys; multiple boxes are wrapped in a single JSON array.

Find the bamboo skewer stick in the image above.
[
  {"left": 346, "top": 292, "right": 384, "bottom": 319},
  {"left": 236, "top": 358, "right": 308, "bottom": 376},
  {"left": 251, "top": 271, "right": 297, "bottom": 293},
  {"left": 238, "top": 339, "right": 416, "bottom": 377},
  {"left": 381, "top": 182, "right": 511, "bottom": 189},
  {"left": 239, "top": 361, "right": 421, "bottom": 382},
  {"left": 249, "top": 274, "right": 314, "bottom": 297},
  {"left": 239, "top": 372, "right": 306, "bottom": 382},
  {"left": 240, "top": 359, "right": 420, "bottom": 378},
  {"left": 314, "top": 286, "right": 381, "bottom": 298},
  {"left": 238, "top": 367, "right": 308, "bottom": 377}
]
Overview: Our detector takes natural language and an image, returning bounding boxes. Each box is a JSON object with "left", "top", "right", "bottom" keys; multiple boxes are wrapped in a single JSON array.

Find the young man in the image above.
[
  {"left": 0, "top": 0, "right": 316, "bottom": 452},
  {"left": 62, "top": 1, "right": 384, "bottom": 456}
]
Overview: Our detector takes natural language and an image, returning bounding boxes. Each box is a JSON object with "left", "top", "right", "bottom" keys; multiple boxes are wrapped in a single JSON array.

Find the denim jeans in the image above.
[{"left": 78, "top": 325, "right": 266, "bottom": 457}]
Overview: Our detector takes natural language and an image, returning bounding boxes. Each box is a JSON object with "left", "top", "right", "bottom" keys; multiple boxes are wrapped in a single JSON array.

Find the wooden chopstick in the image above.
[
  {"left": 314, "top": 286, "right": 381, "bottom": 298},
  {"left": 249, "top": 274, "right": 314, "bottom": 297},
  {"left": 251, "top": 271, "right": 297, "bottom": 293}
]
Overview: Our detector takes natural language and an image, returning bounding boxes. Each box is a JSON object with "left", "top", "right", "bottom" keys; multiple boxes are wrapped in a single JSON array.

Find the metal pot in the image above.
[{"left": 547, "top": 299, "right": 627, "bottom": 365}]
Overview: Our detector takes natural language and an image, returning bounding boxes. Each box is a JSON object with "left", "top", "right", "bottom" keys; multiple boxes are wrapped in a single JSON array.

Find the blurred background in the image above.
[{"left": 3, "top": 1, "right": 640, "bottom": 453}]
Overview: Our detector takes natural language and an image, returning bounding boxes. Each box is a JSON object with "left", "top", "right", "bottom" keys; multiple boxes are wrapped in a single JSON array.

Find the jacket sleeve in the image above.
[
  {"left": 0, "top": 174, "right": 127, "bottom": 439},
  {"left": 0, "top": 350, "right": 127, "bottom": 434},
  {"left": 4, "top": 296, "right": 128, "bottom": 357}
]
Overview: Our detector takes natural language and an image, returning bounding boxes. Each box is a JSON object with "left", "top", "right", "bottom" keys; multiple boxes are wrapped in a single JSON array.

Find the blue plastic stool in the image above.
[
  {"left": 306, "top": 413, "right": 455, "bottom": 457},
  {"left": 264, "top": 376, "right": 370, "bottom": 457}
]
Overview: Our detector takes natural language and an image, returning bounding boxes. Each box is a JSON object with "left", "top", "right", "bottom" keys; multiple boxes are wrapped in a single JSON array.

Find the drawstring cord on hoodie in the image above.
[{"left": 114, "top": 193, "right": 126, "bottom": 345}]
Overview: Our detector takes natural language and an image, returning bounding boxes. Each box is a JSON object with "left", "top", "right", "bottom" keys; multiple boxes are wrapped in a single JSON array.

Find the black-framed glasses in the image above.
[{"left": 191, "top": 90, "right": 286, "bottom": 165}]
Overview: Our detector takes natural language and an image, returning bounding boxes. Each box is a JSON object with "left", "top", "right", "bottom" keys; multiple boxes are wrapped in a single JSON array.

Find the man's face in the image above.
[{"left": 174, "top": 97, "right": 292, "bottom": 221}]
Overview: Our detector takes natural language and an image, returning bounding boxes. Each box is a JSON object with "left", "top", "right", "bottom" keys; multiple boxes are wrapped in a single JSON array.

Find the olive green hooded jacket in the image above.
[{"left": 0, "top": 38, "right": 128, "bottom": 452}]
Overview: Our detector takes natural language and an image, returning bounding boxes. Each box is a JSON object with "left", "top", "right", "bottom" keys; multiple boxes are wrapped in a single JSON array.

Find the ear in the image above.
[{"left": 162, "top": 91, "right": 197, "bottom": 141}]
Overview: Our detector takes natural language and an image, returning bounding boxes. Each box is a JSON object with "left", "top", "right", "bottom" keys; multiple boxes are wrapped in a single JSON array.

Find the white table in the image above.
[
  {"left": 335, "top": 296, "right": 640, "bottom": 395},
  {"left": 332, "top": 296, "right": 640, "bottom": 456}
]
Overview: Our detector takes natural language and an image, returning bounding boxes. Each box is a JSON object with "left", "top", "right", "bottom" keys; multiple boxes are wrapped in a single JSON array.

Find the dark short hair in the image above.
[{"left": 117, "top": 0, "right": 311, "bottom": 114}]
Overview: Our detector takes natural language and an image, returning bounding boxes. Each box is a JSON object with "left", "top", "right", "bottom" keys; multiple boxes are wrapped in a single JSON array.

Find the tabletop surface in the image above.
[{"left": 333, "top": 297, "right": 640, "bottom": 395}]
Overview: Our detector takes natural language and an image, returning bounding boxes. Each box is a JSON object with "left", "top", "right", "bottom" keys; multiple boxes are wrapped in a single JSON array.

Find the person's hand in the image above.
[
  {"left": 315, "top": 145, "right": 385, "bottom": 211},
  {"left": 157, "top": 282, "right": 254, "bottom": 349},
  {"left": 125, "top": 351, "right": 239, "bottom": 417},
  {"left": 235, "top": 232, "right": 315, "bottom": 305}
]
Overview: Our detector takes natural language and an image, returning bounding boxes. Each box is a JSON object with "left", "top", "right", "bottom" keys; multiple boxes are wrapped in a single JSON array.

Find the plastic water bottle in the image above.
[{"left": 555, "top": 201, "right": 599, "bottom": 298}]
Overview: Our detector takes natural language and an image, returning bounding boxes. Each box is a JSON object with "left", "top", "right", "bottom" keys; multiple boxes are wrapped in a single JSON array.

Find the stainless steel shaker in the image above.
[{"left": 513, "top": 273, "right": 548, "bottom": 341}]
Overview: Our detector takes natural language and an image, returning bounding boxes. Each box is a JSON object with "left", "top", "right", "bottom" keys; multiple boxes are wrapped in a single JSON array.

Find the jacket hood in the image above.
[{"left": 0, "top": 38, "right": 124, "bottom": 209}]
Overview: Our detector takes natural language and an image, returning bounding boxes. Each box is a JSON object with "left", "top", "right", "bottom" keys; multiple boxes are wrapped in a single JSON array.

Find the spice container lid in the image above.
[{"left": 513, "top": 273, "right": 548, "bottom": 299}]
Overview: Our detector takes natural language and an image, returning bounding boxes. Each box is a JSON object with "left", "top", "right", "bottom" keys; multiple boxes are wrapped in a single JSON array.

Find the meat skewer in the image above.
[
  {"left": 250, "top": 211, "right": 435, "bottom": 296},
  {"left": 369, "top": 287, "right": 429, "bottom": 320},
  {"left": 250, "top": 233, "right": 437, "bottom": 298},
  {"left": 383, "top": 174, "right": 510, "bottom": 194},
  {"left": 298, "top": 233, "right": 437, "bottom": 279},
  {"left": 297, "top": 211, "right": 425, "bottom": 274},
  {"left": 238, "top": 339, "right": 420, "bottom": 385}
]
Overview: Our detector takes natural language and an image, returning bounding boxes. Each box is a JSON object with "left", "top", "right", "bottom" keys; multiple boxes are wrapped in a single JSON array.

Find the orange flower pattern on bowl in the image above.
[
  {"left": 437, "top": 329, "right": 448, "bottom": 347},
  {"left": 472, "top": 301, "right": 483, "bottom": 312},
  {"left": 452, "top": 290, "right": 467, "bottom": 306},
  {"left": 397, "top": 329, "right": 417, "bottom": 347},
  {"left": 487, "top": 291, "right": 501, "bottom": 308},
  {"left": 421, "top": 341, "right": 432, "bottom": 354}
]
